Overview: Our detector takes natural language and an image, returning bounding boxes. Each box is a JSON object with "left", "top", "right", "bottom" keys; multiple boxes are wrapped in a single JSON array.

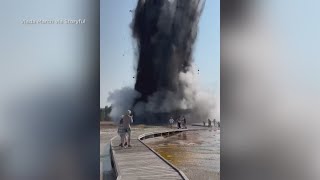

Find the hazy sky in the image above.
[{"left": 100, "top": 0, "right": 220, "bottom": 107}]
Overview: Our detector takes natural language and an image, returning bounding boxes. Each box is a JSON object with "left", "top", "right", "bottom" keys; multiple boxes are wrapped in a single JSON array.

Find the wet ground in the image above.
[{"left": 144, "top": 129, "right": 220, "bottom": 180}]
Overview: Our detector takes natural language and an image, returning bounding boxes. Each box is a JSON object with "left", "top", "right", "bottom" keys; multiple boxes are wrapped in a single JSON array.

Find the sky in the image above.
[{"left": 100, "top": 0, "right": 220, "bottom": 108}]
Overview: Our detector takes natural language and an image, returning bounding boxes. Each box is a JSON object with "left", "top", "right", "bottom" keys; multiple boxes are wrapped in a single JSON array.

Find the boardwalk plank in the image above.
[
  {"left": 110, "top": 131, "right": 185, "bottom": 180},
  {"left": 109, "top": 128, "right": 208, "bottom": 180}
]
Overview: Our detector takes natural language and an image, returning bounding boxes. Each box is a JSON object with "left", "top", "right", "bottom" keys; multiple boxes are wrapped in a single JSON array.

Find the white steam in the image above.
[
  {"left": 107, "top": 87, "right": 141, "bottom": 122},
  {"left": 178, "top": 65, "right": 219, "bottom": 122},
  {"left": 132, "top": 65, "right": 219, "bottom": 122},
  {"left": 107, "top": 66, "right": 219, "bottom": 123}
]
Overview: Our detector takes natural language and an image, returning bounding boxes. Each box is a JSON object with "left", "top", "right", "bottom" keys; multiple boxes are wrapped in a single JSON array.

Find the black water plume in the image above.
[
  {"left": 107, "top": 0, "right": 217, "bottom": 124},
  {"left": 131, "top": 0, "right": 205, "bottom": 112}
]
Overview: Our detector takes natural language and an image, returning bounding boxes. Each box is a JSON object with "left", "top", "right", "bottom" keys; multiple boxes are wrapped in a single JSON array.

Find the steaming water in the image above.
[{"left": 144, "top": 129, "right": 220, "bottom": 180}]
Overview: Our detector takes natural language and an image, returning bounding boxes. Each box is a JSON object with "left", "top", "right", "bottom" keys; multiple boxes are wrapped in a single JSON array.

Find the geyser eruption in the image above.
[
  {"left": 130, "top": 0, "right": 216, "bottom": 122},
  {"left": 107, "top": 0, "right": 218, "bottom": 123},
  {"left": 132, "top": 0, "right": 205, "bottom": 100}
]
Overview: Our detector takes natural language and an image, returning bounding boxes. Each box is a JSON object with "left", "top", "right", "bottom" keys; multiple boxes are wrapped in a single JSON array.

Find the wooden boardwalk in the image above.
[{"left": 110, "top": 129, "right": 194, "bottom": 180}]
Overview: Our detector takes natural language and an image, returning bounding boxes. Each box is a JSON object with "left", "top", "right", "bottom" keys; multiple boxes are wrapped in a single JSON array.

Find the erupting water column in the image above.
[{"left": 131, "top": 0, "right": 205, "bottom": 123}]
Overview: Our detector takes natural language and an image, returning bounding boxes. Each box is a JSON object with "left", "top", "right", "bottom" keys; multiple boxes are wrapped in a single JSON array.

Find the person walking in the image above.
[
  {"left": 169, "top": 117, "right": 174, "bottom": 128},
  {"left": 208, "top": 119, "right": 212, "bottom": 127},
  {"left": 123, "top": 110, "right": 133, "bottom": 147},
  {"left": 118, "top": 115, "right": 126, "bottom": 147}
]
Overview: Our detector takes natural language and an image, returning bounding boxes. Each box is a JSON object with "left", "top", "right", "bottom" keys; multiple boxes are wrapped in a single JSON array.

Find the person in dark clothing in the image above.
[
  {"left": 177, "top": 116, "right": 181, "bottom": 129},
  {"left": 183, "top": 116, "right": 187, "bottom": 129}
]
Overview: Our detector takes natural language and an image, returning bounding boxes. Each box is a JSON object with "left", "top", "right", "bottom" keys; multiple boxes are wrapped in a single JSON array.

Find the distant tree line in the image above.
[{"left": 100, "top": 105, "right": 112, "bottom": 121}]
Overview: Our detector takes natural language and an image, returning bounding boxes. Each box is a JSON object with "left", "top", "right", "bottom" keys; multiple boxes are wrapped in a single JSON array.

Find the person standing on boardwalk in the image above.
[
  {"left": 118, "top": 115, "right": 126, "bottom": 147},
  {"left": 169, "top": 117, "right": 174, "bottom": 128},
  {"left": 213, "top": 119, "right": 216, "bottom": 127},
  {"left": 123, "top": 110, "right": 133, "bottom": 147},
  {"left": 183, "top": 116, "right": 187, "bottom": 129},
  {"left": 177, "top": 116, "right": 182, "bottom": 129}
]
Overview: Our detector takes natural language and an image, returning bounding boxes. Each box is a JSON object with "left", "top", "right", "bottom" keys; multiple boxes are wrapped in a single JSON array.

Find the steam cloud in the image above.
[
  {"left": 107, "top": 87, "right": 141, "bottom": 121},
  {"left": 107, "top": 0, "right": 218, "bottom": 123}
]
